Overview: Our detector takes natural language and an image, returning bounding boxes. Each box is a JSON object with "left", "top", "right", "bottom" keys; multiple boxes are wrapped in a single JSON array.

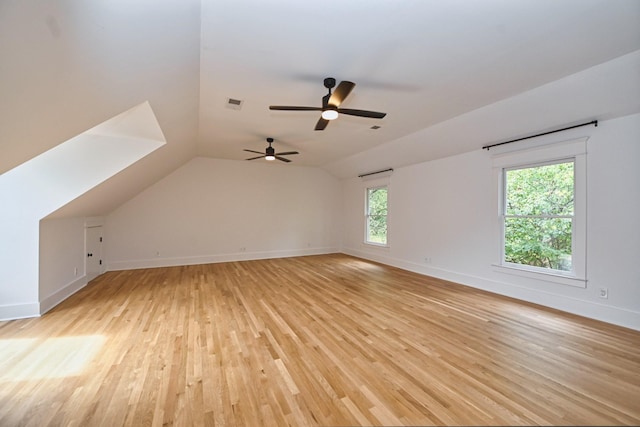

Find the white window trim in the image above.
[
  {"left": 364, "top": 184, "right": 389, "bottom": 248},
  {"left": 492, "top": 137, "right": 587, "bottom": 287}
]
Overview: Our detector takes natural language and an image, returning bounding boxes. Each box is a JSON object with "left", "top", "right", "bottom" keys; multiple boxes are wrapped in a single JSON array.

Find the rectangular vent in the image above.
[
  {"left": 370, "top": 125, "right": 381, "bottom": 130},
  {"left": 226, "top": 98, "right": 243, "bottom": 110}
]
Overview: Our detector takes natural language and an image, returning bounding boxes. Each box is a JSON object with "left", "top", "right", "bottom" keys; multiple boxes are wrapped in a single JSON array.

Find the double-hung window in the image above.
[
  {"left": 493, "top": 137, "right": 586, "bottom": 287},
  {"left": 365, "top": 186, "right": 388, "bottom": 245},
  {"left": 503, "top": 160, "right": 574, "bottom": 272}
]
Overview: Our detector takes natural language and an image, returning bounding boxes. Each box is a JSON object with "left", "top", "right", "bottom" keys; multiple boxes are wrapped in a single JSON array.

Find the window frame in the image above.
[
  {"left": 364, "top": 185, "right": 389, "bottom": 247},
  {"left": 492, "top": 137, "right": 587, "bottom": 288}
]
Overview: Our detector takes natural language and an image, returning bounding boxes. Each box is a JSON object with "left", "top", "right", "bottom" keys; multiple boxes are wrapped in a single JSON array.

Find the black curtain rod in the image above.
[
  {"left": 358, "top": 168, "right": 393, "bottom": 178},
  {"left": 482, "top": 120, "right": 598, "bottom": 150}
]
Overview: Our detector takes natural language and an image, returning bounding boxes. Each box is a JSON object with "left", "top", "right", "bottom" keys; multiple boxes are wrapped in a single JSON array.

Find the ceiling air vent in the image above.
[
  {"left": 226, "top": 98, "right": 243, "bottom": 110},
  {"left": 370, "top": 125, "right": 381, "bottom": 130}
]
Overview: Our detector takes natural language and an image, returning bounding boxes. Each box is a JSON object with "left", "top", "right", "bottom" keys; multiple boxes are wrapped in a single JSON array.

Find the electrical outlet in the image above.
[
  {"left": 424, "top": 257, "right": 431, "bottom": 264},
  {"left": 155, "top": 251, "right": 160, "bottom": 257},
  {"left": 599, "top": 287, "right": 608, "bottom": 299},
  {"left": 74, "top": 267, "right": 78, "bottom": 276},
  {"left": 239, "top": 247, "right": 246, "bottom": 252}
]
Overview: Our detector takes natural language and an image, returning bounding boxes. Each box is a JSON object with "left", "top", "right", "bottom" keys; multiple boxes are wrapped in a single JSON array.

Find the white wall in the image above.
[
  {"left": 39, "top": 217, "right": 88, "bottom": 314},
  {"left": 343, "top": 113, "right": 640, "bottom": 330},
  {"left": 106, "top": 158, "right": 343, "bottom": 270}
]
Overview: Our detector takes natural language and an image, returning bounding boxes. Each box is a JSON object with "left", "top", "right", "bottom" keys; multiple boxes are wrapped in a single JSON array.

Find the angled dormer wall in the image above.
[
  {"left": 0, "top": 0, "right": 200, "bottom": 320},
  {"left": 0, "top": 102, "right": 166, "bottom": 319}
]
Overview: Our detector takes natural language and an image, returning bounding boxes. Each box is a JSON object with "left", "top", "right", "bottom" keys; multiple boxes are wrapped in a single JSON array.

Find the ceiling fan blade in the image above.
[
  {"left": 315, "top": 117, "right": 329, "bottom": 131},
  {"left": 244, "top": 149, "right": 264, "bottom": 154},
  {"left": 328, "top": 81, "right": 355, "bottom": 107},
  {"left": 245, "top": 155, "right": 264, "bottom": 161},
  {"left": 276, "top": 151, "right": 299, "bottom": 156},
  {"left": 337, "top": 108, "right": 386, "bottom": 119},
  {"left": 269, "top": 106, "right": 322, "bottom": 111},
  {"left": 275, "top": 156, "right": 292, "bottom": 163}
]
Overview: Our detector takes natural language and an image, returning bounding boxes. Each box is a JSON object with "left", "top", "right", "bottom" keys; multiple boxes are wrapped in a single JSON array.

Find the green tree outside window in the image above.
[
  {"left": 366, "top": 187, "right": 387, "bottom": 244},
  {"left": 504, "top": 161, "right": 574, "bottom": 271}
]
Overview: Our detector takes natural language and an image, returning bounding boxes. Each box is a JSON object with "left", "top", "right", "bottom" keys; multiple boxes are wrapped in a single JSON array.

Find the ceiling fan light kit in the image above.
[
  {"left": 321, "top": 109, "right": 339, "bottom": 120},
  {"left": 265, "top": 144, "right": 275, "bottom": 161}
]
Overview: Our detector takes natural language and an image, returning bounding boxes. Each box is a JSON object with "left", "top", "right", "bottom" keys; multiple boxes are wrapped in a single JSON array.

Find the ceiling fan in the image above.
[
  {"left": 269, "top": 77, "right": 387, "bottom": 131},
  {"left": 244, "top": 137, "right": 299, "bottom": 163}
]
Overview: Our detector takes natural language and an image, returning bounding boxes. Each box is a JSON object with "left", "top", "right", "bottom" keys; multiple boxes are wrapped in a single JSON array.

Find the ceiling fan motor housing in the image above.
[
  {"left": 266, "top": 146, "right": 275, "bottom": 156},
  {"left": 324, "top": 77, "right": 336, "bottom": 89}
]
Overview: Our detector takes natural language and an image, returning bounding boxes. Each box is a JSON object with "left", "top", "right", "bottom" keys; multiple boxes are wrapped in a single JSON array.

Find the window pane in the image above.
[
  {"left": 367, "top": 215, "right": 387, "bottom": 244},
  {"left": 367, "top": 187, "right": 387, "bottom": 215},
  {"left": 505, "top": 217, "right": 572, "bottom": 271},
  {"left": 366, "top": 187, "right": 387, "bottom": 245},
  {"left": 506, "top": 162, "right": 574, "bottom": 216}
]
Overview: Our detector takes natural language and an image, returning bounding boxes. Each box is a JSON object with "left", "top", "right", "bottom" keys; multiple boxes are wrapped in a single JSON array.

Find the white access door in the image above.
[{"left": 86, "top": 226, "right": 104, "bottom": 281}]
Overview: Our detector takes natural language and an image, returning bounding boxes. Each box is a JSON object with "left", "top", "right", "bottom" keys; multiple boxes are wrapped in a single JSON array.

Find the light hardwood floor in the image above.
[{"left": 1, "top": 254, "right": 639, "bottom": 426}]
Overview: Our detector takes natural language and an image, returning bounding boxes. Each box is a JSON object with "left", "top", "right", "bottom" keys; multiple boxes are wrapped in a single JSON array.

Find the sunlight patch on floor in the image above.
[{"left": 0, "top": 335, "right": 105, "bottom": 381}]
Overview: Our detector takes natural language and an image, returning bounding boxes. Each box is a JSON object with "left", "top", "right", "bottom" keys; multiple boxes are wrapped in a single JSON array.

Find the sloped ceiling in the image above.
[
  {"left": 1, "top": 0, "right": 639, "bottom": 218},
  {"left": 0, "top": 102, "right": 165, "bottom": 221},
  {"left": 0, "top": 0, "right": 201, "bottom": 218},
  {"left": 199, "top": 0, "right": 640, "bottom": 172}
]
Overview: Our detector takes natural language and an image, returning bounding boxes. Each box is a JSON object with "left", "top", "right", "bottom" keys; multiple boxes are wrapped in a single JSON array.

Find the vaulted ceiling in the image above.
[{"left": 1, "top": 0, "right": 639, "bottom": 218}]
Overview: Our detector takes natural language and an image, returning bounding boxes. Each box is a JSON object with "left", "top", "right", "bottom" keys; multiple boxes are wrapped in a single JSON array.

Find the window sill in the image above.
[
  {"left": 492, "top": 263, "right": 586, "bottom": 288},
  {"left": 363, "top": 241, "right": 389, "bottom": 249}
]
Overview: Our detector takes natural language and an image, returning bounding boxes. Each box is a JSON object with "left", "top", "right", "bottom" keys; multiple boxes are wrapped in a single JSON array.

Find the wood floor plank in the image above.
[{"left": 1, "top": 254, "right": 639, "bottom": 426}]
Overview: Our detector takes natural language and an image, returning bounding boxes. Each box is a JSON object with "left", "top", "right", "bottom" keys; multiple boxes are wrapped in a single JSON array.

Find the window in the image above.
[
  {"left": 365, "top": 186, "right": 387, "bottom": 245},
  {"left": 493, "top": 137, "right": 586, "bottom": 286},
  {"left": 503, "top": 160, "right": 574, "bottom": 272}
]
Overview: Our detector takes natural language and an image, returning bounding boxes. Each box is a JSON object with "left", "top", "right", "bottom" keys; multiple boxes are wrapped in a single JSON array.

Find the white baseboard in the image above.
[
  {"left": 0, "top": 302, "right": 40, "bottom": 321},
  {"left": 39, "top": 275, "right": 88, "bottom": 315},
  {"left": 108, "top": 247, "right": 340, "bottom": 271},
  {"left": 342, "top": 247, "right": 640, "bottom": 331}
]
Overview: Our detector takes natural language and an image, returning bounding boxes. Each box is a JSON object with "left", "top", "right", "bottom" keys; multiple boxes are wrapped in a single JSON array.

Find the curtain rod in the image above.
[
  {"left": 358, "top": 168, "right": 393, "bottom": 178},
  {"left": 482, "top": 120, "right": 598, "bottom": 150}
]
